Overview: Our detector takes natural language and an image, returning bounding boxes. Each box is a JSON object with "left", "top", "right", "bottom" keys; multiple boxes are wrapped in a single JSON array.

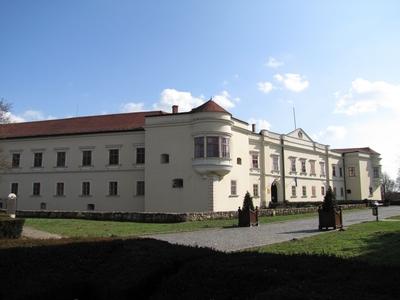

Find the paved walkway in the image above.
[
  {"left": 22, "top": 226, "right": 63, "bottom": 239},
  {"left": 147, "top": 206, "right": 400, "bottom": 252}
]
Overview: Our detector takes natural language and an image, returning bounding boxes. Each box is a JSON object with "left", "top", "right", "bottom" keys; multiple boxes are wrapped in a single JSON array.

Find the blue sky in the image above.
[{"left": 1, "top": 0, "right": 400, "bottom": 177}]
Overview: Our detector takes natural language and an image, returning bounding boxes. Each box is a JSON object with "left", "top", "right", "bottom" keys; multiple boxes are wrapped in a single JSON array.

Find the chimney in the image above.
[
  {"left": 172, "top": 105, "right": 178, "bottom": 114},
  {"left": 252, "top": 123, "right": 256, "bottom": 133}
]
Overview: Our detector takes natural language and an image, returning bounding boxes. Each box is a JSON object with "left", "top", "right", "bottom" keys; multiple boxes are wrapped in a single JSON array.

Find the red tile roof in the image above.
[
  {"left": 332, "top": 147, "right": 380, "bottom": 155},
  {"left": 190, "top": 100, "right": 230, "bottom": 114},
  {"left": 0, "top": 111, "right": 165, "bottom": 139}
]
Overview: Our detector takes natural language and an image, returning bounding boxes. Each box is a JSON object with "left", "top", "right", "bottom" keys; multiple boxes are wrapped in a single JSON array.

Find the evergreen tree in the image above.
[
  {"left": 322, "top": 186, "right": 336, "bottom": 211},
  {"left": 242, "top": 191, "right": 255, "bottom": 211}
]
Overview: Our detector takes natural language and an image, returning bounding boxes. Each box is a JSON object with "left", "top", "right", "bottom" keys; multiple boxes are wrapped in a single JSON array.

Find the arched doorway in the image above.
[{"left": 271, "top": 182, "right": 278, "bottom": 203}]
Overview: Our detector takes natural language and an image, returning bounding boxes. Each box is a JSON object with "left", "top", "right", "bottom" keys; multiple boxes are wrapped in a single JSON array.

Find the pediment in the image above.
[{"left": 286, "top": 128, "right": 313, "bottom": 142}]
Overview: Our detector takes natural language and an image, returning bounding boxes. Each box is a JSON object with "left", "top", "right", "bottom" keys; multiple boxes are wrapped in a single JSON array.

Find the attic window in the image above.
[
  {"left": 237, "top": 157, "right": 242, "bottom": 165},
  {"left": 161, "top": 154, "right": 170, "bottom": 164},
  {"left": 172, "top": 178, "right": 183, "bottom": 188},
  {"left": 298, "top": 131, "right": 303, "bottom": 139}
]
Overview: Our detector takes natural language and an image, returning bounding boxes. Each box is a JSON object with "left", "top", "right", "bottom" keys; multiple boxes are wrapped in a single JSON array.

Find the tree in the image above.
[
  {"left": 0, "top": 98, "right": 12, "bottom": 124},
  {"left": 321, "top": 186, "right": 336, "bottom": 211},
  {"left": 382, "top": 172, "right": 396, "bottom": 194},
  {"left": 396, "top": 169, "right": 400, "bottom": 192},
  {"left": 242, "top": 191, "right": 255, "bottom": 211}
]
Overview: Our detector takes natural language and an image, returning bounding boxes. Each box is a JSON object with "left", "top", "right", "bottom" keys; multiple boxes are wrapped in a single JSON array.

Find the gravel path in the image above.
[
  {"left": 147, "top": 206, "right": 400, "bottom": 252},
  {"left": 22, "top": 226, "right": 63, "bottom": 239}
]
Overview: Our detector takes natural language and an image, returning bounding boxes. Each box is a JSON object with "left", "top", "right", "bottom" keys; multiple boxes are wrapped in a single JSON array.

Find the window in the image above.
[
  {"left": 136, "top": 148, "right": 145, "bottom": 164},
  {"left": 40, "top": 202, "right": 46, "bottom": 210},
  {"left": 253, "top": 184, "right": 259, "bottom": 197},
  {"left": 56, "top": 151, "right": 66, "bottom": 167},
  {"left": 206, "top": 137, "right": 219, "bottom": 157},
  {"left": 339, "top": 167, "right": 343, "bottom": 177},
  {"left": 302, "top": 186, "right": 307, "bottom": 197},
  {"left": 272, "top": 156, "right": 279, "bottom": 171},
  {"left": 33, "top": 182, "right": 41, "bottom": 196},
  {"left": 290, "top": 158, "right": 296, "bottom": 172},
  {"left": 373, "top": 167, "right": 380, "bottom": 178},
  {"left": 82, "top": 150, "right": 92, "bottom": 166},
  {"left": 320, "top": 162, "right": 325, "bottom": 176},
  {"left": 237, "top": 157, "right": 242, "bottom": 165},
  {"left": 56, "top": 182, "right": 64, "bottom": 196},
  {"left": 369, "top": 187, "right": 373, "bottom": 197},
  {"left": 251, "top": 154, "right": 259, "bottom": 169},
  {"left": 340, "top": 187, "right": 344, "bottom": 197},
  {"left": 291, "top": 186, "right": 297, "bottom": 197},
  {"left": 172, "top": 178, "right": 184, "bottom": 188},
  {"left": 137, "top": 181, "right": 145, "bottom": 195},
  {"left": 300, "top": 160, "right": 306, "bottom": 173},
  {"left": 11, "top": 183, "right": 18, "bottom": 195},
  {"left": 221, "top": 137, "right": 229, "bottom": 158},
  {"left": 12, "top": 153, "right": 20, "bottom": 168},
  {"left": 230, "top": 180, "right": 237, "bottom": 196},
  {"left": 82, "top": 182, "right": 91, "bottom": 196},
  {"left": 194, "top": 137, "right": 205, "bottom": 158},
  {"left": 310, "top": 161, "right": 316, "bottom": 175},
  {"left": 87, "top": 204, "right": 95, "bottom": 211},
  {"left": 33, "top": 152, "right": 43, "bottom": 168},
  {"left": 348, "top": 167, "right": 356, "bottom": 177},
  {"left": 347, "top": 189, "right": 352, "bottom": 194},
  {"left": 332, "top": 164, "right": 336, "bottom": 177},
  {"left": 109, "top": 181, "right": 118, "bottom": 196},
  {"left": 109, "top": 149, "right": 119, "bottom": 165},
  {"left": 311, "top": 186, "right": 316, "bottom": 197},
  {"left": 321, "top": 186, "right": 325, "bottom": 196},
  {"left": 333, "top": 187, "right": 337, "bottom": 196},
  {"left": 161, "top": 154, "right": 170, "bottom": 164}
]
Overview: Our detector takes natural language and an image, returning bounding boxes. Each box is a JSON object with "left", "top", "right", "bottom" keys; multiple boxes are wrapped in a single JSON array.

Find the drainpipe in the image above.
[
  {"left": 325, "top": 146, "right": 330, "bottom": 188},
  {"left": 280, "top": 135, "right": 286, "bottom": 202},
  {"left": 260, "top": 133, "right": 266, "bottom": 208},
  {"left": 342, "top": 153, "right": 347, "bottom": 201}
]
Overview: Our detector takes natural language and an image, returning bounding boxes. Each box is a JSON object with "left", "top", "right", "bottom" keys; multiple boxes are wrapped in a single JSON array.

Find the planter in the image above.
[
  {"left": 318, "top": 207, "right": 343, "bottom": 230},
  {"left": 0, "top": 217, "right": 25, "bottom": 239},
  {"left": 238, "top": 207, "right": 259, "bottom": 227}
]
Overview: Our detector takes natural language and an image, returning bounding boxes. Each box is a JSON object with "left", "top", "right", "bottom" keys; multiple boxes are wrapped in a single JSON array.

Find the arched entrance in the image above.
[{"left": 271, "top": 182, "right": 278, "bottom": 203}]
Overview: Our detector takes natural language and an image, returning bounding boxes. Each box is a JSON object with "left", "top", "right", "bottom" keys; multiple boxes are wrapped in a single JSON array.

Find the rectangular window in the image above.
[
  {"left": 33, "top": 152, "right": 43, "bottom": 168},
  {"left": 172, "top": 178, "right": 184, "bottom": 188},
  {"left": 339, "top": 167, "right": 343, "bottom": 177},
  {"left": 56, "top": 182, "right": 64, "bottom": 196},
  {"left": 347, "top": 189, "right": 352, "bottom": 194},
  {"left": 340, "top": 187, "right": 344, "bottom": 197},
  {"left": 206, "top": 137, "right": 219, "bottom": 158},
  {"left": 253, "top": 184, "right": 259, "bottom": 197},
  {"left": 109, "top": 149, "right": 119, "bottom": 165},
  {"left": 137, "top": 181, "right": 145, "bottom": 195},
  {"left": 290, "top": 158, "right": 296, "bottom": 172},
  {"left": 221, "top": 137, "right": 230, "bottom": 158},
  {"left": 310, "top": 161, "right": 316, "bottom": 175},
  {"left": 301, "top": 160, "right": 306, "bottom": 173},
  {"left": 320, "top": 162, "right": 325, "bottom": 176},
  {"left": 194, "top": 137, "right": 205, "bottom": 158},
  {"left": 272, "top": 156, "right": 279, "bottom": 171},
  {"left": 252, "top": 154, "right": 259, "bottom": 169},
  {"left": 12, "top": 153, "right": 20, "bottom": 168},
  {"left": 11, "top": 183, "right": 18, "bottom": 195},
  {"left": 348, "top": 167, "right": 356, "bottom": 177},
  {"left": 321, "top": 186, "right": 325, "bottom": 196},
  {"left": 311, "top": 186, "right": 316, "bottom": 197},
  {"left": 136, "top": 148, "right": 145, "bottom": 164},
  {"left": 373, "top": 167, "right": 380, "bottom": 178},
  {"left": 56, "top": 151, "right": 66, "bottom": 167},
  {"left": 40, "top": 202, "right": 46, "bottom": 210},
  {"left": 291, "top": 186, "right": 297, "bottom": 197},
  {"left": 369, "top": 187, "right": 373, "bottom": 197},
  {"left": 109, "top": 181, "right": 118, "bottom": 196},
  {"left": 333, "top": 187, "right": 337, "bottom": 195},
  {"left": 87, "top": 204, "right": 95, "bottom": 211},
  {"left": 230, "top": 180, "right": 237, "bottom": 196},
  {"left": 332, "top": 164, "right": 336, "bottom": 177},
  {"left": 82, "top": 150, "right": 92, "bottom": 166},
  {"left": 82, "top": 182, "right": 91, "bottom": 196},
  {"left": 302, "top": 186, "right": 307, "bottom": 197},
  {"left": 33, "top": 182, "right": 41, "bottom": 196}
]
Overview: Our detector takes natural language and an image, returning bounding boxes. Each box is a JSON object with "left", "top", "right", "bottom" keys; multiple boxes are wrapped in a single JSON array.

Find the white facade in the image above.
[{"left": 0, "top": 101, "right": 382, "bottom": 212}]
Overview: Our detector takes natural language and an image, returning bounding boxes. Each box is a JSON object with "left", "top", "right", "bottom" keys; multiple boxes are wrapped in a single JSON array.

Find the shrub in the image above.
[
  {"left": 0, "top": 217, "right": 25, "bottom": 239},
  {"left": 321, "top": 186, "right": 337, "bottom": 211},
  {"left": 242, "top": 192, "right": 254, "bottom": 211}
]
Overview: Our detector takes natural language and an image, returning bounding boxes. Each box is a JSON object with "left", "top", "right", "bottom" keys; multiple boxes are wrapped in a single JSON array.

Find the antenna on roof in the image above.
[{"left": 292, "top": 105, "right": 297, "bottom": 130}]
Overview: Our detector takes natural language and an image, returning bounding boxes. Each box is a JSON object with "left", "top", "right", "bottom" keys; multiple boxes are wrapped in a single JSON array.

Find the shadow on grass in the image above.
[
  {"left": 1, "top": 237, "right": 400, "bottom": 299},
  {"left": 278, "top": 228, "right": 321, "bottom": 234}
]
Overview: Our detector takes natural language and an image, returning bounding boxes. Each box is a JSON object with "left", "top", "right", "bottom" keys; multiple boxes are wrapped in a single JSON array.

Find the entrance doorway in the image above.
[{"left": 271, "top": 183, "right": 278, "bottom": 203}]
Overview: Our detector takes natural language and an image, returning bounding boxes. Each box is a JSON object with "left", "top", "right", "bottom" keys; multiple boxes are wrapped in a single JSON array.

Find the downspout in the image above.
[
  {"left": 260, "top": 133, "right": 267, "bottom": 208},
  {"left": 342, "top": 153, "right": 347, "bottom": 201},
  {"left": 280, "top": 135, "right": 286, "bottom": 202},
  {"left": 325, "top": 146, "right": 330, "bottom": 188}
]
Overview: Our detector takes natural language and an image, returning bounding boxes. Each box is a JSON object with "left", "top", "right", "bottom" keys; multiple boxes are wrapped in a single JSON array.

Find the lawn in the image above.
[
  {"left": 250, "top": 216, "right": 400, "bottom": 266},
  {"left": 24, "top": 212, "right": 320, "bottom": 238}
]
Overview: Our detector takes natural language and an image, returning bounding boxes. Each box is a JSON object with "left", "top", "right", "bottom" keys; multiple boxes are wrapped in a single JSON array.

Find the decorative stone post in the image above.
[{"left": 6, "top": 193, "right": 17, "bottom": 219}]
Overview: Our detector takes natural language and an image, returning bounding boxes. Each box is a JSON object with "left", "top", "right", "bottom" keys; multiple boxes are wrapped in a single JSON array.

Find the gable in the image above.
[{"left": 286, "top": 128, "right": 314, "bottom": 142}]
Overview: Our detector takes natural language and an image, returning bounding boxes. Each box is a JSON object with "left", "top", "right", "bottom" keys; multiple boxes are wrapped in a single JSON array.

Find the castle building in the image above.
[{"left": 0, "top": 100, "right": 382, "bottom": 212}]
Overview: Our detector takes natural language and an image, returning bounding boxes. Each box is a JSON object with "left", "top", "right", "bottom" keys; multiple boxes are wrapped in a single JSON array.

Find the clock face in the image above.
[{"left": 298, "top": 131, "right": 303, "bottom": 139}]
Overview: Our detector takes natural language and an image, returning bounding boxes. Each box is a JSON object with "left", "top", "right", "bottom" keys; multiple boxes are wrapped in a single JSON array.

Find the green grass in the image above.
[
  {"left": 250, "top": 216, "right": 400, "bottom": 266},
  {"left": 25, "top": 212, "right": 320, "bottom": 238}
]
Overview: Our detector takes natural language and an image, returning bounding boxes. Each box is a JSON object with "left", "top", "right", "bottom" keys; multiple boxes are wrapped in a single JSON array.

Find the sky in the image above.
[{"left": 1, "top": 0, "right": 400, "bottom": 178}]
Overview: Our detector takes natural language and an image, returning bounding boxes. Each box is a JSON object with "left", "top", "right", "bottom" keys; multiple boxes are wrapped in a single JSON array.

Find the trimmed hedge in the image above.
[{"left": 0, "top": 215, "right": 25, "bottom": 239}]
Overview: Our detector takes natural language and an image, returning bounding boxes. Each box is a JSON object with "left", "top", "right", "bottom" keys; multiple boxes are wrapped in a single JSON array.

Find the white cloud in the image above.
[
  {"left": 248, "top": 118, "right": 272, "bottom": 131},
  {"left": 120, "top": 102, "right": 145, "bottom": 112},
  {"left": 5, "top": 110, "right": 56, "bottom": 123},
  {"left": 274, "top": 73, "right": 309, "bottom": 92},
  {"left": 257, "top": 81, "right": 273, "bottom": 94},
  {"left": 153, "top": 89, "right": 237, "bottom": 112},
  {"left": 315, "top": 126, "right": 347, "bottom": 141},
  {"left": 334, "top": 78, "right": 400, "bottom": 115},
  {"left": 266, "top": 57, "right": 284, "bottom": 68}
]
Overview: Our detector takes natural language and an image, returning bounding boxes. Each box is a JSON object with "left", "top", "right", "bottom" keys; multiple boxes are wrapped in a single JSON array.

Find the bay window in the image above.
[{"left": 194, "top": 136, "right": 230, "bottom": 159}]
